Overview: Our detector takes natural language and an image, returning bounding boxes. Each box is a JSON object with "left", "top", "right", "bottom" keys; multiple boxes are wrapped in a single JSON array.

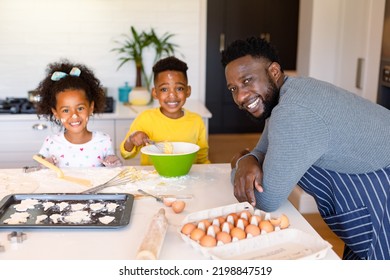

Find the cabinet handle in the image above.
[
  {"left": 219, "top": 33, "right": 225, "bottom": 52},
  {"left": 32, "top": 123, "right": 48, "bottom": 130},
  {"left": 356, "top": 58, "right": 364, "bottom": 89}
]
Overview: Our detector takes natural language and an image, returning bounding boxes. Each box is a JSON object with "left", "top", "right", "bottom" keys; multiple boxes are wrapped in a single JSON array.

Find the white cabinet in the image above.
[{"left": 0, "top": 119, "right": 53, "bottom": 168}]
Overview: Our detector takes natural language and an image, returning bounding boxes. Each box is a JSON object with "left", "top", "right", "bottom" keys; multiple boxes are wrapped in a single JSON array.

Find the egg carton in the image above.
[{"left": 179, "top": 202, "right": 332, "bottom": 260}]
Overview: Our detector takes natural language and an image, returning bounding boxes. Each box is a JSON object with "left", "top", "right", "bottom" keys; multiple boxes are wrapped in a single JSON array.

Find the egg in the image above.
[
  {"left": 269, "top": 217, "right": 281, "bottom": 227},
  {"left": 163, "top": 197, "right": 176, "bottom": 207},
  {"left": 239, "top": 210, "right": 252, "bottom": 221},
  {"left": 199, "top": 235, "right": 217, "bottom": 247},
  {"left": 207, "top": 224, "right": 221, "bottom": 236},
  {"left": 190, "top": 228, "right": 205, "bottom": 242},
  {"left": 171, "top": 200, "right": 186, "bottom": 213},
  {"left": 216, "top": 231, "right": 232, "bottom": 244},
  {"left": 199, "top": 219, "right": 211, "bottom": 228},
  {"left": 216, "top": 216, "right": 226, "bottom": 225},
  {"left": 230, "top": 227, "right": 246, "bottom": 240},
  {"left": 259, "top": 220, "right": 274, "bottom": 233},
  {"left": 221, "top": 221, "right": 234, "bottom": 232},
  {"left": 245, "top": 224, "right": 261, "bottom": 237},
  {"left": 226, "top": 213, "right": 238, "bottom": 224},
  {"left": 236, "top": 218, "right": 248, "bottom": 228},
  {"left": 181, "top": 223, "right": 196, "bottom": 235},
  {"left": 279, "top": 214, "right": 290, "bottom": 229},
  {"left": 251, "top": 215, "right": 262, "bottom": 224}
]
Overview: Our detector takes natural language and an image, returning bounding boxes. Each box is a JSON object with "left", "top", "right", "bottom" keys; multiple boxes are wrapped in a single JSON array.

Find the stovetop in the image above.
[{"left": 0, "top": 97, "right": 114, "bottom": 114}]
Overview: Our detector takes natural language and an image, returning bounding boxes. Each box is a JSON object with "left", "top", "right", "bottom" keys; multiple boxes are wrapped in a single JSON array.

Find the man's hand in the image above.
[
  {"left": 230, "top": 148, "right": 250, "bottom": 169},
  {"left": 233, "top": 155, "right": 263, "bottom": 207}
]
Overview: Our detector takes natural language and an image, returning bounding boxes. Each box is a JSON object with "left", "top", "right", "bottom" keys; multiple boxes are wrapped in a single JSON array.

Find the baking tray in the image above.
[
  {"left": 0, "top": 193, "right": 134, "bottom": 229},
  {"left": 179, "top": 202, "right": 332, "bottom": 260}
]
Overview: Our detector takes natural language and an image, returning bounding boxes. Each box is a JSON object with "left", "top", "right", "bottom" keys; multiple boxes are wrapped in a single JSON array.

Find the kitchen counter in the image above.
[
  {"left": 0, "top": 99, "right": 212, "bottom": 168},
  {"left": 0, "top": 163, "right": 340, "bottom": 260}
]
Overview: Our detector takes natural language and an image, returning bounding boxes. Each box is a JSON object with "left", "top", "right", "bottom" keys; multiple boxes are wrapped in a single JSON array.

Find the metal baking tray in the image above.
[{"left": 0, "top": 193, "right": 134, "bottom": 229}]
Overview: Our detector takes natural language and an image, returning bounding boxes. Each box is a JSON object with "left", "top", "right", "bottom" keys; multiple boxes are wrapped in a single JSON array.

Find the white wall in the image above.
[{"left": 0, "top": 0, "right": 207, "bottom": 102}]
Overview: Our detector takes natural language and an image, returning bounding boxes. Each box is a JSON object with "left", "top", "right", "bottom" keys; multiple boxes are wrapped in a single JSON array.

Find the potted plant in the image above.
[{"left": 112, "top": 26, "right": 179, "bottom": 105}]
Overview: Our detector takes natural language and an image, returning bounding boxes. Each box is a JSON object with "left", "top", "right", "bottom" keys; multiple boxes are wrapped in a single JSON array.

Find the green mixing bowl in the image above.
[{"left": 140, "top": 142, "right": 200, "bottom": 177}]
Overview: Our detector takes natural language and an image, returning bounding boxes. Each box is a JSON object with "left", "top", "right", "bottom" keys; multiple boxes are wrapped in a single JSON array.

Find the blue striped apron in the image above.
[{"left": 297, "top": 165, "right": 390, "bottom": 260}]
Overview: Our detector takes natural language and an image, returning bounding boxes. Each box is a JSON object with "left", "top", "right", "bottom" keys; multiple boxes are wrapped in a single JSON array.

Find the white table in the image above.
[{"left": 0, "top": 164, "right": 340, "bottom": 260}]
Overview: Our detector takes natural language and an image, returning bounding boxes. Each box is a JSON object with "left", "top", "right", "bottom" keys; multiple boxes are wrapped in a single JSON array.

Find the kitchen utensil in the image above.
[
  {"left": 134, "top": 193, "right": 193, "bottom": 200},
  {"left": 147, "top": 139, "right": 169, "bottom": 153},
  {"left": 82, "top": 167, "right": 140, "bottom": 194},
  {"left": 137, "top": 189, "right": 164, "bottom": 203},
  {"left": 0, "top": 193, "right": 134, "bottom": 229},
  {"left": 32, "top": 155, "right": 91, "bottom": 187},
  {"left": 136, "top": 208, "right": 168, "bottom": 260}
]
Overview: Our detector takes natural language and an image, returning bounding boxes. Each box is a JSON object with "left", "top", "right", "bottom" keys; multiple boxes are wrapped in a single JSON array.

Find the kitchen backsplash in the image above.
[{"left": 0, "top": 0, "right": 205, "bottom": 101}]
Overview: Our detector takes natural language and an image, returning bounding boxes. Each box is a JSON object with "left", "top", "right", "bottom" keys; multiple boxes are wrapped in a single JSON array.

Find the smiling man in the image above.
[{"left": 221, "top": 37, "right": 390, "bottom": 260}]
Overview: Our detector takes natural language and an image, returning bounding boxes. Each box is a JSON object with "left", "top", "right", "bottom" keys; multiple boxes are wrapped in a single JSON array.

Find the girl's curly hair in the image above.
[
  {"left": 35, "top": 59, "right": 106, "bottom": 123},
  {"left": 221, "top": 37, "right": 283, "bottom": 72}
]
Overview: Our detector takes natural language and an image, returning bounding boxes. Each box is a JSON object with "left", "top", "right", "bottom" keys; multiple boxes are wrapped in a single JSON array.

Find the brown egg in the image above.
[
  {"left": 230, "top": 227, "right": 246, "bottom": 240},
  {"left": 199, "top": 234, "right": 217, "bottom": 247},
  {"left": 239, "top": 210, "right": 252, "bottom": 221},
  {"left": 226, "top": 213, "right": 238, "bottom": 224},
  {"left": 207, "top": 224, "right": 221, "bottom": 236},
  {"left": 236, "top": 218, "right": 248, "bottom": 228},
  {"left": 199, "top": 219, "right": 211, "bottom": 229},
  {"left": 252, "top": 215, "right": 262, "bottom": 224},
  {"left": 216, "top": 216, "right": 226, "bottom": 225},
  {"left": 163, "top": 197, "right": 176, "bottom": 207},
  {"left": 279, "top": 214, "right": 290, "bottom": 229},
  {"left": 172, "top": 200, "right": 186, "bottom": 213},
  {"left": 259, "top": 220, "right": 274, "bottom": 233},
  {"left": 190, "top": 228, "right": 205, "bottom": 242},
  {"left": 269, "top": 217, "right": 281, "bottom": 227},
  {"left": 245, "top": 224, "right": 261, "bottom": 237},
  {"left": 221, "top": 221, "right": 234, "bottom": 232},
  {"left": 216, "top": 231, "right": 232, "bottom": 244},
  {"left": 181, "top": 223, "right": 196, "bottom": 235}
]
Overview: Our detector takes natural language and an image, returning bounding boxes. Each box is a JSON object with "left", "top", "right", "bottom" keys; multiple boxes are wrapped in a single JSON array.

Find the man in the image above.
[{"left": 221, "top": 37, "right": 390, "bottom": 260}]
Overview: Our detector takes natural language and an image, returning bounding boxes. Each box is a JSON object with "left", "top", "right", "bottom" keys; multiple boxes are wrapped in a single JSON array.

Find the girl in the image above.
[{"left": 35, "top": 59, "right": 122, "bottom": 167}]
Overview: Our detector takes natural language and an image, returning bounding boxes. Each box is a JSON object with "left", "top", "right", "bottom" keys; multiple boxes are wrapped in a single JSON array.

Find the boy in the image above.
[{"left": 120, "top": 56, "right": 210, "bottom": 165}]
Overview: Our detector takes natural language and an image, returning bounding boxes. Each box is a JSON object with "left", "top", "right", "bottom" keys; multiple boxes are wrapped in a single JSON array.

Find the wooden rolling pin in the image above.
[{"left": 136, "top": 208, "right": 168, "bottom": 260}]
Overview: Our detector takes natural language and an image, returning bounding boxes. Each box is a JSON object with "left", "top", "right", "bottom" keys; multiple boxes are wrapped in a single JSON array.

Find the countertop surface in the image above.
[
  {"left": 0, "top": 99, "right": 212, "bottom": 121},
  {"left": 0, "top": 164, "right": 340, "bottom": 260}
]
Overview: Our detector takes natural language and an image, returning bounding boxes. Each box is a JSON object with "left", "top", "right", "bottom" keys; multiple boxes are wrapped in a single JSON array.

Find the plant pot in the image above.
[{"left": 129, "top": 87, "right": 151, "bottom": 106}]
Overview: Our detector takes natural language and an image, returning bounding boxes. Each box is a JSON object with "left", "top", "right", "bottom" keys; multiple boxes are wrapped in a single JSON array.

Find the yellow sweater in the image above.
[{"left": 120, "top": 107, "right": 211, "bottom": 165}]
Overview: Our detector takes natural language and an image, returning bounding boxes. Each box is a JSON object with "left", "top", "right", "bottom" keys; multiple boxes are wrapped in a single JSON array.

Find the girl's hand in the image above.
[
  {"left": 44, "top": 155, "right": 58, "bottom": 166},
  {"left": 102, "top": 155, "right": 123, "bottom": 167}
]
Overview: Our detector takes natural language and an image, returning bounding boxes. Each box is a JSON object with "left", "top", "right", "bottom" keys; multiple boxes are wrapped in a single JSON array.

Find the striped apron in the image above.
[{"left": 298, "top": 165, "right": 390, "bottom": 260}]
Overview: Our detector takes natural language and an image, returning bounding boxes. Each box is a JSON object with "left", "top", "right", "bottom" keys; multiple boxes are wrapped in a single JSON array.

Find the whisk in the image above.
[
  {"left": 147, "top": 140, "right": 173, "bottom": 154},
  {"left": 81, "top": 168, "right": 140, "bottom": 194}
]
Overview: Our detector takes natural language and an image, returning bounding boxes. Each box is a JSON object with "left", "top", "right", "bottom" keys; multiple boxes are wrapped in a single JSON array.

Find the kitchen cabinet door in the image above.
[
  {"left": 205, "top": 0, "right": 299, "bottom": 133},
  {"left": 0, "top": 120, "right": 53, "bottom": 168}
]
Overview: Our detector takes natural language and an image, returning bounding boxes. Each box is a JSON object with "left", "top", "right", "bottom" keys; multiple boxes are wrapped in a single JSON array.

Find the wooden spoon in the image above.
[{"left": 33, "top": 155, "right": 91, "bottom": 187}]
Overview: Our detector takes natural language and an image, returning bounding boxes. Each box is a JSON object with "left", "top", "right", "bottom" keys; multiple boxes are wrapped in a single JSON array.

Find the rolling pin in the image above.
[{"left": 136, "top": 208, "right": 168, "bottom": 260}]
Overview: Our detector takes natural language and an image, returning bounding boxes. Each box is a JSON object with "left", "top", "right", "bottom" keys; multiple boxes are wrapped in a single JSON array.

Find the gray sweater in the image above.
[{"left": 247, "top": 76, "right": 390, "bottom": 211}]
